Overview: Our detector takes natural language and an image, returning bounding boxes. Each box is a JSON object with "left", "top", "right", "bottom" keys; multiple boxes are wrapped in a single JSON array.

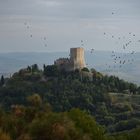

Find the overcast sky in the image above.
[{"left": 0, "top": 0, "right": 140, "bottom": 52}]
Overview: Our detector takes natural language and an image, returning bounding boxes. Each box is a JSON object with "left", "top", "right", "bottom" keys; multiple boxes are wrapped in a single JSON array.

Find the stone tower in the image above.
[{"left": 70, "top": 47, "right": 86, "bottom": 70}]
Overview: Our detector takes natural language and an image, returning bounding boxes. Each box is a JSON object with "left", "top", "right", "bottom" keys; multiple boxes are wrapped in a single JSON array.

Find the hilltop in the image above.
[
  {"left": 0, "top": 51, "right": 140, "bottom": 84},
  {"left": 0, "top": 64, "right": 140, "bottom": 135}
]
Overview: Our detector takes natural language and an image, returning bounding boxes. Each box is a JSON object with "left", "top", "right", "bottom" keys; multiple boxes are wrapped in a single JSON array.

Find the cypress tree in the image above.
[{"left": 0, "top": 75, "right": 5, "bottom": 86}]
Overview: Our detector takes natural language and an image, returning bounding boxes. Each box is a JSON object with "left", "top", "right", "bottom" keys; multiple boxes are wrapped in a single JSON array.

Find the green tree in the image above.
[
  {"left": 44, "top": 65, "right": 59, "bottom": 77},
  {"left": 27, "top": 94, "right": 42, "bottom": 107},
  {"left": 31, "top": 64, "right": 39, "bottom": 73},
  {"left": 68, "top": 109, "right": 106, "bottom": 140},
  {"left": 81, "top": 67, "right": 89, "bottom": 72},
  {"left": 0, "top": 75, "right": 5, "bottom": 86},
  {"left": 129, "top": 83, "right": 137, "bottom": 94}
]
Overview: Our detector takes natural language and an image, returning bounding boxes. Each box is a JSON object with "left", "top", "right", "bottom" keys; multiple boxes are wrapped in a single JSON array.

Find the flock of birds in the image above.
[
  {"left": 24, "top": 22, "right": 48, "bottom": 47},
  {"left": 23, "top": 11, "right": 140, "bottom": 73},
  {"left": 88, "top": 12, "right": 140, "bottom": 72},
  {"left": 104, "top": 32, "right": 140, "bottom": 71},
  {"left": 79, "top": 33, "right": 140, "bottom": 71},
  {"left": 103, "top": 31, "right": 140, "bottom": 71}
]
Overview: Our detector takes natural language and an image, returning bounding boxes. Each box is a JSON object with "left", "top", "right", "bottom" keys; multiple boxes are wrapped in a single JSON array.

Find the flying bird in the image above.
[
  {"left": 131, "top": 51, "right": 134, "bottom": 54},
  {"left": 90, "top": 49, "right": 94, "bottom": 53}
]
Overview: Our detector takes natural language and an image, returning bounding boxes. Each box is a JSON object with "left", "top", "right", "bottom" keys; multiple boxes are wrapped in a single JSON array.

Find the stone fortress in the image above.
[{"left": 54, "top": 47, "right": 86, "bottom": 71}]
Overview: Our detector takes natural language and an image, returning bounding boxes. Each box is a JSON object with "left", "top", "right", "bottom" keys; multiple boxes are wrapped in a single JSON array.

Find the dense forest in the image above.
[{"left": 0, "top": 64, "right": 140, "bottom": 140}]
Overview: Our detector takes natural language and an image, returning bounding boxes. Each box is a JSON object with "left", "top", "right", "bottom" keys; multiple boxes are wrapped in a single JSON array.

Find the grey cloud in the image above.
[
  {"left": 0, "top": 0, "right": 140, "bottom": 52},
  {"left": 0, "top": 0, "right": 140, "bottom": 19}
]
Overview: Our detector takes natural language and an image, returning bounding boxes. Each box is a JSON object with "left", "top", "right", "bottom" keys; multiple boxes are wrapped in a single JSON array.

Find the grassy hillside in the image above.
[{"left": 109, "top": 93, "right": 140, "bottom": 105}]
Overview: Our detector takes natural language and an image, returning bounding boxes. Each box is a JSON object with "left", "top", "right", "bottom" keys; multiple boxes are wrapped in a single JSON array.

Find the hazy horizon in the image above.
[{"left": 0, "top": 51, "right": 140, "bottom": 85}]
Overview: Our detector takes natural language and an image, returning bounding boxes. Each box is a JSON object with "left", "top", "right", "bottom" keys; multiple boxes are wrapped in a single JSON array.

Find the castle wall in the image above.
[
  {"left": 54, "top": 47, "right": 86, "bottom": 71},
  {"left": 70, "top": 48, "right": 86, "bottom": 70},
  {"left": 54, "top": 58, "right": 73, "bottom": 71}
]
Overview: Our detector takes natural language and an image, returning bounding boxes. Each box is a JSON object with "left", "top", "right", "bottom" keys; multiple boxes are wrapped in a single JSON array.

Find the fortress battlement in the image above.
[{"left": 54, "top": 48, "right": 86, "bottom": 71}]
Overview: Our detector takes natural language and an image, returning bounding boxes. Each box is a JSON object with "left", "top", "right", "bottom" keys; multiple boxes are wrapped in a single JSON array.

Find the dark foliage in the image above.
[{"left": 0, "top": 64, "right": 140, "bottom": 136}]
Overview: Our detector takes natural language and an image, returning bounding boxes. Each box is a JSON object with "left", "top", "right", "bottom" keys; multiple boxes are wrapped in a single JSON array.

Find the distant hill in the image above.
[{"left": 0, "top": 51, "right": 140, "bottom": 85}]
